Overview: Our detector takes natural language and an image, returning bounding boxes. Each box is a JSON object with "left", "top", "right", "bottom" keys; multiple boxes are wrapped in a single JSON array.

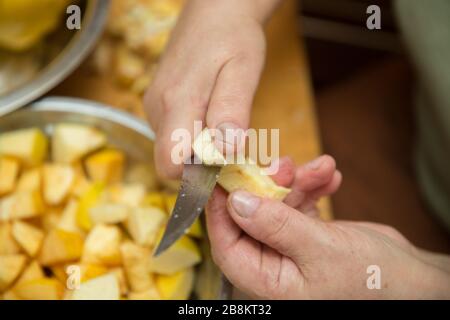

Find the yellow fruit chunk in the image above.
[
  {"left": 14, "top": 260, "right": 45, "bottom": 287},
  {"left": 104, "top": 183, "right": 146, "bottom": 207},
  {"left": 42, "top": 164, "right": 75, "bottom": 206},
  {"left": 70, "top": 164, "right": 91, "bottom": 198},
  {"left": 192, "top": 128, "right": 227, "bottom": 166},
  {"left": 110, "top": 267, "right": 128, "bottom": 295},
  {"left": 52, "top": 123, "right": 106, "bottom": 164},
  {"left": 0, "top": 157, "right": 20, "bottom": 195},
  {"left": 82, "top": 224, "right": 122, "bottom": 266},
  {"left": 156, "top": 267, "right": 194, "bottom": 300},
  {"left": 0, "top": 191, "right": 43, "bottom": 221},
  {"left": 0, "top": 223, "right": 21, "bottom": 254},
  {"left": 50, "top": 265, "right": 67, "bottom": 284},
  {"left": 12, "top": 220, "right": 44, "bottom": 257},
  {"left": 40, "top": 208, "right": 62, "bottom": 232},
  {"left": 58, "top": 199, "right": 83, "bottom": 234},
  {"left": 186, "top": 218, "right": 203, "bottom": 238},
  {"left": 164, "top": 193, "right": 177, "bottom": 214},
  {"left": 14, "top": 278, "right": 64, "bottom": 300},
  {"left": 0, "top": 0, "right": 70, "bottom": 51},
  {"left": 120, "top": 242, "right": 154, "bottom": 293},
  {"left": 125, "top": 163, "right": 159, "bottom": 190},
  {"left": 76, "top": 182, "right": 104, "bottom": 231},
  {"left": 128, "top": 287, "right": 160, "bottom": 300},
  {"left": 125, "top": 207, "right": 166, "bottom": 247},
  {"left": 16, "top": 168, "right": 41, "bottom": 193},
  {"left": 89, "top": 203, "right": 129, "bottom": 225},
  {"left": 39, "top": 229, "right": 84, "bottom": 266},
  {"left": 69, "top": 273, "right": 120, "bottom": 300},
  {"left": 218, "top": 158, "right": 291, "bottom": 200},
  {"left": 149, "top": 235, "right": 201, "bottom": 275},
  {"left": 0, "top": 254, "right": 27, "bottom": 291},
  {"left": 115, "top": 45, "right": 146, "bottom": 87},
  {"left": 141, "top": 192, "right": 165, "bottom": 210},
  {"left": 0, "top": 128, "right": 48, "bottom": 166},
  {"left": 85, "top": 149, "right": 125, "bottom": 184},
  {"left": 63, "top": 263, "right": 109, "bottom": 284}
]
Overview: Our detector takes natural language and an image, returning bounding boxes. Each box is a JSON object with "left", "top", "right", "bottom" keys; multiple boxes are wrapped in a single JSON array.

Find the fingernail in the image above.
[
  {"left": 231, "top": 190, "right": 260, "bottom": 218},
  {"left": 306, "top": 156, "right": 323, "bottom": 170}
]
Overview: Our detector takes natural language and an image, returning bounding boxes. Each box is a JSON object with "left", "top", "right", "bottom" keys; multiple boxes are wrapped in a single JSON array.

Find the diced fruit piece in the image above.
[
  {"left": 192, "top": 128, "right": 227, "bottom": 166},
  {"left": 156, "top": 267, "right": 194, "bottom": 300},
  {"left": 149, "top": 235, "right": 201, "bottom": 275},
  {"left": 76, "top": 182, "right": 104, "bottom": 230},
  {"left": 89, "top": 203, "right": 129, "bottom": 225},
  {"left": 40, "top": 208, "right": 62, "bottom": 232},
  {"left": 164, "top": 193, "right": 177, "bottom": 214},
  {"left": 14, "top": 260, "right": 45, "bottom": 287},
  {"left": 58, "top": 199, "right": 83, "bottom": 234},
  {"left": 128, "top": 287, "right": 160, "bottom": 300},
  {"left": 0, "top": 191, "right": 43, "bottom": 221},
  {"left": 70, "top": 164, "right": 91, "bottom": 197},
  {"left": 125, "top": 207, "right": 166, "bottom": 247},
  {"left": 0, "top": 128, "right": 48, "bottom": 166},
  {"left": 141, "top": 192, "right": 165, "bottom": 210},
  {"left": 12, "top": 221, "right": 44, "bottom": 257},
  {"left": 69, "top": 273, "right": 120, "bottom": 300},
  {"left": 120, "top": 242, "right": 154, "bottom": 293},
  {"left": 0, "top": 254, "right": 27, "bottom": 291},
  {"left": 0, "top": 157, "right": 20, "bottom": 195},
  {"left": 39, "top": 229, "right": 84, "bottom": 266},
  {"left": 125, "top": 163, "right": 159, "bottom": 190},
  {"left": 110, "top": 267, "right": 128, "bottom": 295},
  {"left": 64, "top": 263, "right": 108, "bottom": 283},
  {"left": 0, "top": 223, "right": 21, "bottom": 254},
  {"left": 42, "top": 164, "right": 75, "bottom": 205},
  {"left": 82, "top": 224, "right": 122, "bottom": 266},
  {"left": 115, "top": 45, "right": 146, "bottom": 87},
  {"left": 186, "top": 218, "right": 203, "bottom": 238},
  {"left": 16, "top": 168, "right": 41, "bottom": 193},
  {"left": 104, "top": 183, "right": 146, "bottom": 207},
  {"left": 218, "top": 158, "right": 291, "bottom": 200},
  {"left": 14, "top": 278, "right": 64, "bottom": 300},
  {"left": 85, "top": 149, "right": 125, "bottom": 184},
  {"left": 52, "top": 123, "right": 106, "bottom": 164}
]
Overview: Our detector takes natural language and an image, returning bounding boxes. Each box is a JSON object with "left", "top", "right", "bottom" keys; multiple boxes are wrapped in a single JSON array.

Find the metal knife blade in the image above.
[{"left": 154, "top": 162, "right": 221, "bottom": 256}]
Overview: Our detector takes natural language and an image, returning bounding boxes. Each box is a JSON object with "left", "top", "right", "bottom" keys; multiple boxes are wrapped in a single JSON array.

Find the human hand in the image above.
[
  {"left": 144, "top": 0, "right": 281, "bottom": 179},
  {"left": 206, "top": 156, "right": 450, "bottom": 299}
]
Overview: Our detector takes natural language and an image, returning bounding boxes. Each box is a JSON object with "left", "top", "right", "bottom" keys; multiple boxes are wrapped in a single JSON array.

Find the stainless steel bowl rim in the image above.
[
  {"left": 28, "top": 96, "right": 155, "bottom": 140},
  {"left": 0, "top": 0, "right": 110, "bottom": 117}
]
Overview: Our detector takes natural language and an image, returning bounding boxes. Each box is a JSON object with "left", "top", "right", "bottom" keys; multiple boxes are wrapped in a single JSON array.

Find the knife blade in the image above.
[{"left": 154, "top": 161, "right": 221, "bottom": 256}]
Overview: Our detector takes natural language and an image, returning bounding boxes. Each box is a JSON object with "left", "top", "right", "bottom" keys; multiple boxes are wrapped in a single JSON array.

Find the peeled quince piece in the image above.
[
  {"left": 0, "top": 157, "right": 20, "bottom": 196},
  {"left": 42, "top": 164, "right": 76, "bottom": 206},
  {"left": 0, "top": 191, "right": 44, "bottom": 221},
  {"left": 52, "top": 123, "right": 106, "bottom": 164},
  {"left": 0, "top": 128, "right": 48, "bottom": 166},
  {"left": 0, "top": 254, "right": 27, "bottom": 291},
  {"left": 14, "top": 278, "right": 64, "bottom": 300},
  {"left": 85, "top": 149, "right": 125, "bottom": 184},
  {"left": 68, "top": 273, "right": 120, "bottom": 300},
  {"left": 39, "top": 229, "right": 84, "bottom": 266},
  {"left": 125, "top": 207, "right": 166, "bottom": 247},
  {"left": 82, "top": 224, "right": 122, "bottom": 267},
  {"left": 156, "top": 267, "right": 194, "bottom": 300},
  {"left": 149, "top": 235, "right": 201, "bottom": 275},
  {"left": 12, "top": 220, "right": 44, "bottom": 257}
]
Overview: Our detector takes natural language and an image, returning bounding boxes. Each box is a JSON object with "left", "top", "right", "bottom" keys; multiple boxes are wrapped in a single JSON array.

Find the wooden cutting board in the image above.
[{"left": 52, "top": 0, "right": 332, "bottom": 219}]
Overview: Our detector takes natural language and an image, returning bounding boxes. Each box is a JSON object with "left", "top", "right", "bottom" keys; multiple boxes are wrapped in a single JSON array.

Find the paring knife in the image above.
[{"left": 154, "top": 160, "right": 221, "bottom": 256}]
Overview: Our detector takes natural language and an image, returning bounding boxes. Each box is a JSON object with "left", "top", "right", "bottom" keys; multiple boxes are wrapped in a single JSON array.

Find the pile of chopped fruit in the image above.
[
  {"left": 89, "top": 0, "right": 185, "bottom": 96},
  {"left": 0, "top": 123, "right": 202, "bottom": 300}
]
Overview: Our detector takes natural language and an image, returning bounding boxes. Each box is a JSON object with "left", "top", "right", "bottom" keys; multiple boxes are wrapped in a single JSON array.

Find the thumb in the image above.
[{"left": 226, "top": 190, "right": 327, "bottom": 260}]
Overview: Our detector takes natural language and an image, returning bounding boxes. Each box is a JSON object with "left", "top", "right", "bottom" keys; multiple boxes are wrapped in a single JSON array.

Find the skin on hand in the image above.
[
  {"left": 144, "top": 0, "right": 282, "bottom": 179},
  {"left": 206, "top": 156, "right": 450, "bottom": 299}
]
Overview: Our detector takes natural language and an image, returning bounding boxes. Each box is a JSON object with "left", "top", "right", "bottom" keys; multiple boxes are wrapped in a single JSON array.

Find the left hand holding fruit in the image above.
[{"left": 206, "top": 156, "right": 450, "bottom": 299}]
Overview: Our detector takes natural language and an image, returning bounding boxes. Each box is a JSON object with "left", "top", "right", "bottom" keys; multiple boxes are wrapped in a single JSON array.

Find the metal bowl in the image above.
[
  {"left": 0, "top": 96, "right": 228, "bottom": 300},
  {"left": 0, "top": 0, "right": 109, "bottom": 116}
]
